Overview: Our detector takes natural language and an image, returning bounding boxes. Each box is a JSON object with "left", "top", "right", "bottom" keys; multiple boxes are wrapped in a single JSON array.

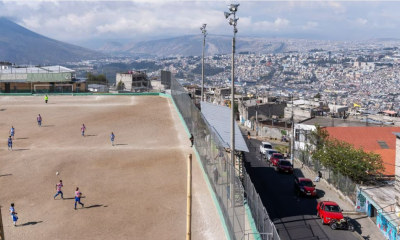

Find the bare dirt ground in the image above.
[{"left": 0, "top": 95, "right": 225, "bottom": 240}]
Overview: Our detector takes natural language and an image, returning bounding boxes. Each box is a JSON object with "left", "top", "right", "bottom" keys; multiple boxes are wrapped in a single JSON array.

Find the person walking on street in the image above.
[
  {"left": 110, "top": 132, "right": 115, "bottom": 146},
  {"left": 7, "top": 136, "right": 12, "bottom": 151},
  {"left": 314, "top": 171, "right": 322, "bottom": 182},
  {"left": 9, "top": 203, "right": 18, "bottom": 227},
  {"left": 54, "top": 180, "right": 64, "bottom": 199},
  {"left": 74, "top": 187, "right": 84, "bottom": 210},
  {"left": 37, "top": 114, "right": 42, "bottom": 127},
  {"left": 81, "top": 124, "right": 86, "bottom": 137},
  {"left": 189, "top": 134, "right": 194, "bottom": 147},
  {"left": 247, "top": 131, "right": 251, "bottom": 140},
  {"left": 10, "top": 126, "right": 15, "bottom": 140},
  {"left": 45, "top": 95, "right": 48, "bottom": 104}
]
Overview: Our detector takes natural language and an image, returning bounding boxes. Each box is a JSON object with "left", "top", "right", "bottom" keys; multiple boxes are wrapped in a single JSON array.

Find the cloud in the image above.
[
  {"left": 356, "top": 18, "right": 368, "bottom": 25},
  {"left": 253, "top": 18, "right": 290, "bottom": 31},
  {"left": 302, "top": 21, "right": 319, "bottom": 30},
  {"left": 2, "top": 1, "right": 400, "bottom": 45}
]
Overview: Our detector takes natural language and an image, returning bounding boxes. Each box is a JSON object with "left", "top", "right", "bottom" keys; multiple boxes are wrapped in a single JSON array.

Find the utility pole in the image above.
[{"left": 291, "top": 93, "right": 295, "bottom": 166}]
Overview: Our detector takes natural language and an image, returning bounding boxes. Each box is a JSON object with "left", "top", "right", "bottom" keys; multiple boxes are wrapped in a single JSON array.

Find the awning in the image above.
[{"left": 201, "top": 102, "right": 249, "bottom": 152}]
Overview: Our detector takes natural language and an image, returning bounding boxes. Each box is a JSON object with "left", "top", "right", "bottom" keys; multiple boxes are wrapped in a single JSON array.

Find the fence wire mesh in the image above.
[
  {"left": 171, "top": 76, "right": 281, "bottom": 240},
  {"left": 171, "top": 76, "right": 245, "bottom": 240}
]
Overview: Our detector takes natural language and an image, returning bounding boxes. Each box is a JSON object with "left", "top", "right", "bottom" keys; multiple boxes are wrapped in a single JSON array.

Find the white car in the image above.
[
  {"left": 260, "top": 141, "right": 273, "bottom": 155},
  {"left": 264, "top": 149, "right": 279, "bottom": 160}
]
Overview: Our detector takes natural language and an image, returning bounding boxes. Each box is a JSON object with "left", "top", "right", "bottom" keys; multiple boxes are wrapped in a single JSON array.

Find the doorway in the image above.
[{"left": 5, "top": 83, "right": 10, "bottom": 93}]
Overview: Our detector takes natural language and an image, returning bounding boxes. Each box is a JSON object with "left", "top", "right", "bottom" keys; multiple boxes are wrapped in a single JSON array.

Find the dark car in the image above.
[
  {"left": 270, "top": 153, "right": 284, "bottom": 166},
  {"left": 276, "top": 159, "right": 293, "bottom": 174},
  {"left": 294, "top": 177, "right": 317, "bottom": 197}
]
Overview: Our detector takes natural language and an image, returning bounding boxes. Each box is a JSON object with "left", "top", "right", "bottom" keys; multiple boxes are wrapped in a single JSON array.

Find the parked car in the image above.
[
  {"left": 276, "top": 159, "right": 293, "bottom": 174},
  {"left": 264, "top": 149, "right": 279, "bottom": 160},
  {"left": 259, "top": 141, "right": 273, "bottom": 155},
  {"left": 270, "top": 153, "right": 284, "bottom": 166},
  {"left": 317, "top": 201, "right": 344, "bottom": 225},
  {"left": 294, "top": 177, "right": 317, "bottom": 197}
]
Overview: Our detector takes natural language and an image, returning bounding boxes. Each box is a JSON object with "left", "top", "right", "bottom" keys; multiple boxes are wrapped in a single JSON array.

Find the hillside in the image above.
[
  {"left": 99, "top": 35, "right": 287, "bottom": 56},
  {"left": 0, "top": 17, "right": 106, "bottom": 64}
]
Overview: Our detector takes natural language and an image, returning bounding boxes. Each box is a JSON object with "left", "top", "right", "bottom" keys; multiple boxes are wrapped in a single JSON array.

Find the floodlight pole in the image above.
[
  {"left": 230, "top": 7, "right": 237, "bottom": 206},
  {"left": 201, "top": 24, "right": 207, "bottom": 102}
]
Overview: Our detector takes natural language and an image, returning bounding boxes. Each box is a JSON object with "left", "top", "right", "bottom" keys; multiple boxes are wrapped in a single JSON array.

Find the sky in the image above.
[{"left": 1, "top": 1, "right": 400, "bottom": 49}]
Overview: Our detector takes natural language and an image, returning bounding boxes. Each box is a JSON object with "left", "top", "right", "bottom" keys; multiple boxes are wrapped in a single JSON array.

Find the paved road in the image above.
[{"left": 243, "top": 135, "right": 361, "bottom": 240}]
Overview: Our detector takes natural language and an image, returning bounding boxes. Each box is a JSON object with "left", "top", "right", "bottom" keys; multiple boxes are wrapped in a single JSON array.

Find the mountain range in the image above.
[
  {"left": 98, "top": 35, "right": 288, "bottom": 57},
  {"left": 0, "top": 18, "right": 106, "bottom": 64}
]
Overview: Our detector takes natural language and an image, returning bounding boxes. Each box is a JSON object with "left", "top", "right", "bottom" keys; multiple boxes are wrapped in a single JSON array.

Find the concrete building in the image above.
[
  {"left": 116, "top": 70, "right": 151, "bottom": 92},
  {"left": 0, "top": 65, "right": 85, "bottom": 93}
]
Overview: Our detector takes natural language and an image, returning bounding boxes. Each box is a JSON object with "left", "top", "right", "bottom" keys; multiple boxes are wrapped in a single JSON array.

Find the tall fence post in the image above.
[
  {"left": 0, "top": 205, "right": 4, "bottom": 240},
  {"left": 187, "top": 154, "right": 192, "bottom": 240}
]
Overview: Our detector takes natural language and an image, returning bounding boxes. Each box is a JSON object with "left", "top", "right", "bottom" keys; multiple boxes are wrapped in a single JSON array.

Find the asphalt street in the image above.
[{"left": 243, "top": 135, "right": 361, "bottom": 240}]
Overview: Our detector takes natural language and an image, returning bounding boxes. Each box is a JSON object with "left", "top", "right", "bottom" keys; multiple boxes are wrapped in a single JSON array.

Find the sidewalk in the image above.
[
  {"left": 239, "top": 124, "right": 386, "bottom": 240},
  {"left": 295, "top": 158, "right": 386, "bottom": 240}
]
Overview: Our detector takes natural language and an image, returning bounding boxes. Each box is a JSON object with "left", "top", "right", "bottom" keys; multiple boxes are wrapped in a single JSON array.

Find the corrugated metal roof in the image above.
[{"left": 201, "top": 102, "right": 249, "bottom": 152}]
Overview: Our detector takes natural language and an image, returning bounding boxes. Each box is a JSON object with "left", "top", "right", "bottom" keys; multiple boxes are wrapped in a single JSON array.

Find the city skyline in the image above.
[{"left": 2, "top": 1, "right": 400, "bottom": 48}]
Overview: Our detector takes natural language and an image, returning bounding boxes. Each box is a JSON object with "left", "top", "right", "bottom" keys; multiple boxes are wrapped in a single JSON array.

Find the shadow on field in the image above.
[
  {"left": 115, "top": 144, "right": 128, "bottom": 146},
  {"left": 13, "top": 149, "right": 30, "bottom": 151},
  {"left": 86, "top": 135, "right": 97, "bottom": 137},
  {"left": 42, "top": 125, "right": 55, "bottom": 127},
  {"left": 19, "top": 221, "right": 43, "bottom": 227},
  {"left": 63, "top": 196, "right": 86, "bottom": 200},
  {"left": 16, "top": 138, "right": 29, "bottom": 140},
  {"left": 85, "top": 204, "right": 104, "bottom": 209},
  {"left": 0, "top": 109, "right": 6, "bottom": 111},
  {"left": 0, "top": 174, "right": 12, "bottom": 177}
]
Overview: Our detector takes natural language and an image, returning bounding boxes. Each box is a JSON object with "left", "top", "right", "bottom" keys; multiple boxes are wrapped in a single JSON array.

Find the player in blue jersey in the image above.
[
  {"left": 10, "top": 126, "right": 15, "bottom": 140},
  {"left": 8, "top": 136, "right": 12, "bottom": 151},
  {"left": 9, "top": 203, "right": 18, "bottom": 226},
  {"left": 110, "top": 132, "right": 115, "bottom": 146}
]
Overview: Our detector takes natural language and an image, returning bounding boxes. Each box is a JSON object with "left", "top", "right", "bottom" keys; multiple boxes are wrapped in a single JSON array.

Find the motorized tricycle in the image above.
[{"left": 329, "top": 216, "right": 354, "bottom": 232}]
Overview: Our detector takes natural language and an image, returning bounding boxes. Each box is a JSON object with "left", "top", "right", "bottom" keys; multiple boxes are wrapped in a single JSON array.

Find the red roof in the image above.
[{"left": 324, "top": 127, "right": 399, "bottom": 175}]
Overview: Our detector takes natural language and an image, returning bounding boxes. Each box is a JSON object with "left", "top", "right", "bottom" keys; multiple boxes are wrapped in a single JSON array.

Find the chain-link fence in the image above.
[
  {"left": 294, "top": 149, "right": 357, "bottom": 204},
  {"left": 171, "top": 76, "right": 245, "bottom": 240},
  {"left": 171, "top": 75, "right": 282, "bottom": 240},
  {"left": 243, "top": 171, "right": 281, "bottom": 240}
]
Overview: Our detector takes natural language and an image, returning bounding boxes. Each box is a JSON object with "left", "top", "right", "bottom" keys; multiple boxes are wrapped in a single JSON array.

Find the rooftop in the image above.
[
  {"left": 0, "top": 65, "right": 74, "bottom": 74},
  {"left": 300, "top": 116, "right": 383, "bottom": 127}
]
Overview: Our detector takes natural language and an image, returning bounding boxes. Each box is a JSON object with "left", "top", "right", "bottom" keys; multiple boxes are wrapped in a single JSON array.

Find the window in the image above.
[
  {"left": 377, "top": 141, "right": 389, "bottom": 149},
  {"left": 76, "top": 84, "right": 81, "bottom": 87},
  {"left": 295, "top": 129, "right": 300, "bottom": 141}
]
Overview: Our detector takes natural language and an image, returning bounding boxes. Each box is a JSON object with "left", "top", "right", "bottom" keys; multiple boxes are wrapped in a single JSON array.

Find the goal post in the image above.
[{"left": 34, "top": 84, "right": 74, "bottom": 94}]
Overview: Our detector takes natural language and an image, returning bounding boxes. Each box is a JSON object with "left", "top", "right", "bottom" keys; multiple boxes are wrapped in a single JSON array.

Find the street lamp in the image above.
[
  {"left": 200, "top": 24, "right": 207, "bottom": 102},
  {"left": 224, "top": 3, "right": 239, "bottom": 207}
]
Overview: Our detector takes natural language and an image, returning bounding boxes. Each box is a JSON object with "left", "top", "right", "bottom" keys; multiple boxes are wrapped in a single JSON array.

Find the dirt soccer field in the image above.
[{"left": 0, "top": 95, "right": 225, "bottom": 240}]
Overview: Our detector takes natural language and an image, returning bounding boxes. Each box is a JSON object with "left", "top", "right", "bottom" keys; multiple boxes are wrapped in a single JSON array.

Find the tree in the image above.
[
  {"left": 308, "top": 126, "right": 385, "bottom": 183},
  {"left": 117, "top": 80, "right": 125, "bottom": 90},
  {"left": 314, "top": 92, "right": 321, "bottom": 99},
  {"left": 86, "top": 72, "right": 108, "bottom": 84}
]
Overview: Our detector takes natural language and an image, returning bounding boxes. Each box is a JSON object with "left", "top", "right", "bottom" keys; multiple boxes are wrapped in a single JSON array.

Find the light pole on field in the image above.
[
  {"left": 224, "top": 3, "right": 239, "bottom": 207},
  {"left": 200, "top": 24, "right": 207, "bottom": 102}
]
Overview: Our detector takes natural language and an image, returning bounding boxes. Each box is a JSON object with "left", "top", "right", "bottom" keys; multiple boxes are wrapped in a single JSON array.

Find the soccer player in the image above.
[
  {"left": 37, "top": 114, "right": 42, "bottom": 127},
  {"left": 10, "top": 126, "right": 15, "bottom": 140},
  {"left": 81, "top": 124, "right": 86, "bottom": 137},
  {"left": 110, "top": 132, "right": 115, "bottom": 146},
  {"left": 74, "top": 187, "right": 84, "bottom": 210},
  {"left": 7, "top": 136, "right": 12, "bottom": 151},
  {"left": 45, "top": 95, "right": 48, "bottom": 104},
  {"left": 54, "top": 180, "right": 64, "bottom": 199},
  {"left": 9, "top": 203, "right": 18, "bottom": 227}
]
